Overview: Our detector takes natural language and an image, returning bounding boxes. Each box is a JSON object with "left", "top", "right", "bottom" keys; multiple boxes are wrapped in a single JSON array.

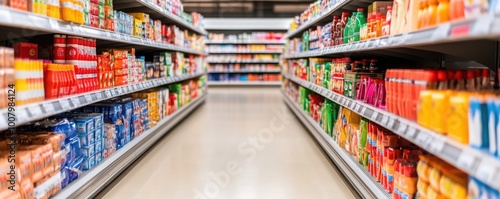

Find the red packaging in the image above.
[
  {"left": 90, "top": 2, "right": 98, "bottom": 15},
  {"left": 384, "top": 147, "right": 403, "bottom": 192},
  {"left": 13, "top": 42, "right": 38, "bottom": 59},
  {"left": 90, "top": 15, "right": 99, "bottom": 28},
  {"left": 66, "top": 36, "right": 80, "bottom": 61},
  {"left": 53, "top": 35, "right": 66, "bottom": 63}
]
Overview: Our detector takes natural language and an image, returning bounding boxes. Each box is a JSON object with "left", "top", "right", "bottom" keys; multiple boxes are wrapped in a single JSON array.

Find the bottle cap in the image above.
[
  {"left": 454, "top": 70, "right": 465, "bottom": 79},
  {"left": 357, "top": 8, "right": 364, "bottom": 12},
  {"left": 481, "top": 69, "right": 490, "bottom": 77},
  {"left": 437, "top": 70, "right": 447, "bottom": 81},
  {"left": 466, "top": 70, "right": 475, "bottom": 78}
]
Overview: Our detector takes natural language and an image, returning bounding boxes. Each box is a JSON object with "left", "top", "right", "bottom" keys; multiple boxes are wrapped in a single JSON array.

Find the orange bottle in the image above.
[
  {"left": 450, "top": 0, "right": 465, "bottom": 20},
  {"left": 437, "top": 0, "right": 450, "bottom": 23},
  {"left": 44, "top": 64, "right": 59, "bottom": 99},
  {"left": 427, "top": 0, "right": 438, "bottom": 27},
  {"left": 421, "top": 0, "right": 430, "bottom": 28}
]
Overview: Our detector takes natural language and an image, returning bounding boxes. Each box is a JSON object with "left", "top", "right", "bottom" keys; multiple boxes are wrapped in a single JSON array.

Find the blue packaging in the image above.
[
  {"left": 60, "top": 167, "right": 69, "bottom": 189},
  {"left": 469, "top": 97, "right": 490, "bottom": 150},
  {"left": 469, "top": 177, "right": 500, "bottom": 199},
  {"left": 95, "top": 151, "right": 103, "bottom": 164},
  {"left": 80, "top": 144, "right": 95, "bottom": 157},
  {"left": 68, "top": 156, "right": 83, "bottom": 183},
  {"left": 487, "top": 99, "right": 500, "bottom": 157},
  {"left": 95, "top": 127, "right": 103, "bottom": 142},
  {"left": 78, "top": 131, "right": 95, "bottom": 146},
  {"left": 95, "top": 140, "right": 103, "bottom": 152},
  {"left": 82, "top": 155, "right": 95, "bottom": 170},
  {"left": 67, "top": 113, "right": 104, "bottom": 130},
  {"left": 69, "top": 136, "right": 82, "bottom": 163},
  {"left": 74, "top": 117, "right": 95, "bottom": 133}
]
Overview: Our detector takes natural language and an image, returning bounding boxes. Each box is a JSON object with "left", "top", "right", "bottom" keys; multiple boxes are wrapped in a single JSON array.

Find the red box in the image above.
[{"left": 13, "top": 42, "right": 38, "bottom": 59}]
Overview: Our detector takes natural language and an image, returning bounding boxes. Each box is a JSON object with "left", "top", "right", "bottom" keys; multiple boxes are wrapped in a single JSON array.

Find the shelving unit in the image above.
[
  {"left": 208, "top": 70, "right": 281, "bottom": 73},
  {"left": 283, "top": 73, "right": 500, "bottom": 191},
  {"left": 207, "top": 50, "right": 282, "bottom": 54},
  {"left": 0, "top": 72, "right": 205, "bottom": 131},
  {"left": 206, "top": 40, "right": 286, "bottom": 44},
  {"left": 207, "top": 60, "right": 280, "bottom": 64},
  {"left": 52, "top": 94, "right": 207, "bottom": 199},
  {"left": 208, "top": 81, "right": 281, "bottom": 86},
  {"left": 282, "top": 92, "right": 389, "bottom": 199}
]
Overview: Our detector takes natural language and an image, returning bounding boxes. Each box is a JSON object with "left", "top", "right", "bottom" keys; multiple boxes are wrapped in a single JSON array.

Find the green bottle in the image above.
[
  {"left": 354, "top": 8, "right": 366, "bottom": 42},
  {"left": 343, "top": 17, "right": 352, "bottom": 44},
  {"left": 348, "top": 12, "right": 357, "bottom": 43}
]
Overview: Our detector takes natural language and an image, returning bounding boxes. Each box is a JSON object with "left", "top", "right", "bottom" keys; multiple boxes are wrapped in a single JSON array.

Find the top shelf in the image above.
[
  {"left": 112, "top": 0, "right": 207, "bottom": 35},
  {"left": 205, "top": 40, "right": 286, "bottom": 44}
]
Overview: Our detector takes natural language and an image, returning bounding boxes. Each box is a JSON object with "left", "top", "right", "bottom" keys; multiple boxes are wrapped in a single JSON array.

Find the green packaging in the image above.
[
  {"left": 323, "top": 62, "right": 332, "bottom": 89},
  {"left": 359, "top": 118, "right": 369, "bottom": 167}
]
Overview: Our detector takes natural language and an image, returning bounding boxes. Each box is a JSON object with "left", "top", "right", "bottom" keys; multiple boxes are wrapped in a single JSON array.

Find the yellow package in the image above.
[
  {"left": 428, "top": 165, "right": 442, "bottom": 191},
  {"left": 128, "top": 13, "right": 149, "bottom": 22},
  {"left": 417, "top": 90, "right": 433, "bottom": 128},
  {"left": 418, "top": 179, "right": 429, "bottom": 198},
  {"left": 133, "top": 19, "right": 143, "bottom": 37},
  {"left": 427, "top": 187, "right": 447, "bottom": 199},
  {"left": 447, "top": 92, "right": 470, "bottom": 144},
  {"left": 430, "top": 90, "right": 454, "bottom": 134}
]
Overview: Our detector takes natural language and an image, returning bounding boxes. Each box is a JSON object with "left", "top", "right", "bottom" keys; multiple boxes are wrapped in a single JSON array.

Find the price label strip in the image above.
[
  {"left": 457, "top": 150, "right": 477, "bottom": 172},
  {"left": 84, "top": 94, "right": 93, "bottom": 103},
  {"left": 43, "top": 102, "right": 55, "bottom": 113},
  {"left": 70, "top": 97, "right": 80, "bottom": 107},
  {"left": 28, "top": 105, "right": 43, "bottom": 118},
  {"left": 95, "top": 92, "right": 103, "bottom": 100},
  {"left": 60, "top": 99, "right": 71, "bottom": 110},
  {"left": 17, "top": 109, "right": 29, "bottom": 124}
]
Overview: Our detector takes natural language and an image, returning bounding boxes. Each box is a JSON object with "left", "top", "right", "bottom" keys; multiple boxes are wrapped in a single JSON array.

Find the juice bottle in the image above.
[
  {"left": 375, "top": 13, "right": 383, "bottom": 37},
  {"left": 332, "top": 16, "right": 340, "bottom": 45},
  {"left": 354, "top": 8, "right": 366, "bottom": 42},
  {"left": 428, "top": 0, "right": 438, "bottom": 27},
  {"left": 344, "top": 17, "right": 352, "bottom": 44},
  {"left": 68, "top": 65, "right": 77, "bottom": 94},
  {"left": 338, "top": 12, "right": 349, "bottom": 45},
  {"left": 450, "top": 0, "right": 465, "bottom": 20},
  {"left": 45, "top": 64, "right": 59, "bottom": 99},
  {"left": 437, "top": 0, "right": 450, "bottom": 23}
]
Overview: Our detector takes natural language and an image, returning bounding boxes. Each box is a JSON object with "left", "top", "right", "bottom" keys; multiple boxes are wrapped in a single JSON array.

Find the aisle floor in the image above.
[{"left": 99, "top": 87, "right": 356, "bottom": 199}]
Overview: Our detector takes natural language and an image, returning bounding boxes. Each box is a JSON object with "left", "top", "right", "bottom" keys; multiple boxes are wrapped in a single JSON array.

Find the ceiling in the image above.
[{"left": 182, "top": 0, "right": 315, "bottom": 18}]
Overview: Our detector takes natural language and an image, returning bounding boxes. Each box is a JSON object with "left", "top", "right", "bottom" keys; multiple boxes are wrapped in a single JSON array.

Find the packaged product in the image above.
[
  {"left": 446, "top": 92, "right": 470, "bottom": 144},
  {"left": 469, "top": 95, "right": 489, "bottom": 150}
]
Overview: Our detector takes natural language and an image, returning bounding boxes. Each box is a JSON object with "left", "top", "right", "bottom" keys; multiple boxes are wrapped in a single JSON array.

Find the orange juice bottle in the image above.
[
  {"left": 61, "top": 0, "right": 74, "bottom": 22},
  {"left": 447, "top": 92, "right": 470, "bottom": 144},
  {"left": 428, "top": 0, "right": 438, "bottom": 27},
  {"left": 437, "top": 0, "right": 450, "bottom": 23},
  {"left": 47, "top": 0, "right": 61, "bottom": 19}
]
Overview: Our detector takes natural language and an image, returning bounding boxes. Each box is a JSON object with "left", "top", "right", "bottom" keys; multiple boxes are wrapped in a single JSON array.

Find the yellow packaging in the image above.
[
  {"left": 430, "top": 90, "right": 454, "bottom": 134},
  {"left": 417, "top": 90, "right": 433, "bottom": 128},
  {"left": 128, "top": 12, "right": 149, "bottom": 22},
  {"left": 417, "top": 179, "right": 429, "bottom": 198},
  {"left": 61, "top": 0, "right": 75, "bottom": 22},
  {"left": 427, "top": 187, "right": 447, "bottom": 199},
  {"left": 133, "top": 18, "right": 143, "bottom": 37},
  {"left": 47, "top": 0, "right": 60, "bottom": 19},
  {"left": 447, "top": 92, "right": 470, "bottom": 144},
  {"left": 428, "top": 165, "right": 441, "bottom": 191}
]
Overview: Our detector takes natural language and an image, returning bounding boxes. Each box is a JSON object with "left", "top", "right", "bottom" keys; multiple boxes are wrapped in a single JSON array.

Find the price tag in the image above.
[
  {"left": 457, "top": 150, "right": 476, "bottom": 171},
  {"left": 96, "top": 92, "right": 103, "bottom": 100},
  {"left": 407, "top": 127, "right": 417, "bottom": 137},
  {"left": 476, "top": 161, "right": 497, "bottom": 184},
  {"left": 128, "top": 85, "right": 133, "bottom": 91},
  {"left": 60, "top": 99, "right": 71, "bottom": 110},
  {"left": 0, "top": 9, "right": 12, "bottom": 23},
  {"left": 429, "top": 136, "right": 445, "bottom": 153},
  {"left": 84, "top": 95, "right": 92, "bottom": 103},
  {"left": 354, "top": 104, "right": 361, "bottom": 112},
  {"left": 387, "top": 36, "right": 394, "bottom": 45},
  {"left": 415, "top": 133, "right": 431, "bottom": 146},
  {"left": 397, "top": 123, "right": 407, "bottom": 135},
  {"left": 48, "top": 18, "right": 59, "bottom": 30},
  {"left": 381, "top": 116, "right": 389, "bottom": 125},
  {"left": 105, "top": 90, "right": 112, "bottom": 97},
  {"left": 70, "top": 97, "right": 80, "bottom": 107},
  {"left": 17, "top": 109, "right": 29, "bottom": 123},
  {"left": 374, "top": 39, "right": 381, "bottom": 47},
  {"left": 43, "top": 102, "right": 55, "bottom": 113},
  {"left": 387, "top": 118, "right": 395, "bottom": 129},
  {"left": 432, "top": 23, "right": 451, "bottom": 40},
  {"left": 371, "top": 111, "right": 379, "bottom": 120},
  {"left": 361, "top": 107, "right": 367, "bottom": 115},
  {"left": 28, "top": 105, "right": 43, "bottom": 117}
]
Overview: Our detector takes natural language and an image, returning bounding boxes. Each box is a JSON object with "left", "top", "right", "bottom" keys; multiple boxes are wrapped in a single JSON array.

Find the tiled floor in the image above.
[{"left": 99, "top": 87, "right": 356, "bottom": 199}]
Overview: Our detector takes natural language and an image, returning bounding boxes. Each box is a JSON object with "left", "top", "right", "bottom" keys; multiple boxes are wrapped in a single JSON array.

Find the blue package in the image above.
[
  {"left": 470, "top": 97, "right": 490, "bottom": 150},
  {"left": 469, "top": 177, "right": 500, "bottom": 199},
  {"left": 78, "top": 131, "right": 95, "bottom": 147},
  {"left": 69, "top": 136, "right": 82, "bottom": 164},
  {"left": 80, "top": 144, "right": 95, "bottom": 157},
  {"left": 95, "top": 127, "right": 103, "bottom": 142},
  {"left": 82, "top": 156, "right": 95, "bottom": 170},
  {"left": 60, "top": 167, "right": 69, "bottom": 189},
  {"left": 487, "top": 99, "right": 500, "bottom": 157},
  {"left": 95, "top": 140, "right": 103, "bottom": 152},
  {"left": 95, "top": 151, "right": 103, "bottom": 164},
  {"left": 68, "top": 156, "right": 83, "bottom": 183},
  {"left": 48, "top": 118, "right": 74, "bottom": 144},
  {"left": 61, "top": 143, "right": 70, "bottom": 167},
  {"left": 74, "top": 117, "right": 95, "bottom": 133}
]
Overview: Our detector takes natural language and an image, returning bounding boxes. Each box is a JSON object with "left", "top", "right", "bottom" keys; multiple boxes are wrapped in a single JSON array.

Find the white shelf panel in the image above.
[
  {"left": 285, "top": 0, "right": 352, "bottom": 39},
  {"left": 0, "top": 72, "right": 205, "bottom": 131},
  {"left": 284, "top": 14, "right": 500, "bottom": 59},
  {"left": 133, "top": 0, "right": 207, "bottom": 35},
  {"left": 207, "top": 50, "right": 282, "bottom": 54},
  {"left": 283, "top": 73, "right": 500, "bottom": 191},
  {"left": 52, "top": 94, "right": 207, "bottom": 198},
  {"left": 208, "top": 81, "right": 281, "bottom": 86},
  {"left": 206, "top": 40, "right": 286, "bottom": 44},
  {"left": 0, "top": 6, "right": 206, "bottom": 55},
  {"left": 207, "top": 60, "right": 280, "bottom": 64},
  {"left": 282, "top": 92, "right": 389, "bottom": 199},
  {"left": 208, "top": 70, "right": 281, "bottom": 73}
]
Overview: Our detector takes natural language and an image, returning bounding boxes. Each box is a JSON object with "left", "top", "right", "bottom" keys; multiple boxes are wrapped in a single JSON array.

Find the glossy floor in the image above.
[{"left": 99, "top": 87, "right": 357, "bottom": 199}]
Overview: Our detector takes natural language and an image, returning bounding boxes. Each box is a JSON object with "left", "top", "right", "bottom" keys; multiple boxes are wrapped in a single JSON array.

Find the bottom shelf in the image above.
[
  {"left": 282, "top": 91, "right": 390, "bottom": 199},
  {"left": 208, "top": 81, "right": 281, "bottom": 86},
  {"left": 53, "top": 94, "right": 207, "bottom": 199}
]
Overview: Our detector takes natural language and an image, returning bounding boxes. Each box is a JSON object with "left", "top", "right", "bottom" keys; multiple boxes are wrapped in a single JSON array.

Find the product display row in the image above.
[
  {"left": 206, "top": 54, "right": 279, "bottom": 63},
  {"left": 0, "top": 77, "right": 206, "bottom": 199},
  {"left": 208, "top": 73, "right": 281, "bottom": 82},
  {"left": 208, "top": 32, "right": 285, "bottom": 42},
  {"left": 283, "top": 82, "right": 476, "bottom": 199},
  {"left": 0, "top": 36, "right": 205, "bottom": 109},
  {"left": 206, "top": 45, "right": 283, "bottom": 53},
  {"left": 208, "top": 64, "right": 280, "bottom": 72}
]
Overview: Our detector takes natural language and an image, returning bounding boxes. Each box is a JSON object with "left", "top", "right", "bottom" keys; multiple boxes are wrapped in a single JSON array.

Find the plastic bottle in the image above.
[
  {"left": 437, "top": 0, "right": 450, "bottom": 23},
  {"left": 454, "top": 70, "right": 466, "bottom": 90},
  {"left": 344, "top": 17, "right": 352, "bottom": 44},
  {"left": 437, "top": 70, "right": 449, "bottom": 90},
  {"left": 332, "top": 16, "right": 340, "bottom": 45},
  {"left": 466, "top": 70, "right": 476, "bottom": 91},
  {"left": 450, "top": 0, "right": 465, "bottom": 20},
  {"left": 68, "top": 64, "right": 77, "bottom": 95},
  {"left": 354, "top": 8, "right": 366, "bottom": 42},
  {"left": 428, "top": 0, "right": 438, "bottom": 27},
  {"left": 338, "top": 12, "right": 349, "bottom": 45},
  {"left": 481, "top": 69, "right": 490, "bottom": 90},
  {"left": 45, "top": 64, "right": 59, "bottom": 99}
]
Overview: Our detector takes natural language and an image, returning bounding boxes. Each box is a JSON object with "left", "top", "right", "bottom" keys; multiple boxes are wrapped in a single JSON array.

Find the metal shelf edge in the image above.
[
  {"left": 205, "top": 40, "right": 286, "bottom": 44},
  {"left": 52, "top": 94, "right": 207, "bottom": 198},
  {"left": 207, "top": 81, "right": 281, "bottom": 86}
]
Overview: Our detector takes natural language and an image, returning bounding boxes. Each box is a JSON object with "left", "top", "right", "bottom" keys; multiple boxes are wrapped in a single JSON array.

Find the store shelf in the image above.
[
  {"left": 208, "top": 70, "right": 281, "bottom": 73},
  {"left": 206, "top": 40, "right": 286, "bottom": 44},
  {"left": 283, "top": 73, "right": 500, "bottom": 191},
  {"left": 207, "top": 60, "right": 280, "bottom": 64},
  {"left": 52, "top": 94, "right": 207, "bottom": 199},
  {"left": 114, "top": 0, "right": 206, "bottom": 35},
  {"left": 0, "top": 72, "right": 205, "bottom": 131},
  {"left": 0, "top": 6, "right": 206, "bottom": 55},
  {"left": 208, "top": 81, "right": 281, "bottom": 86},
  {"left": 284, "top": 14, "right": 500, "bottom": 59},
  {"left": 285, "top": 0, "right": 351, "bottom": 39},
  {"left": 282, "top": 92, "right": 389, "bottom": 199},
  {"left": 207, "top": 50, "right": 282, "bottom": 54}
]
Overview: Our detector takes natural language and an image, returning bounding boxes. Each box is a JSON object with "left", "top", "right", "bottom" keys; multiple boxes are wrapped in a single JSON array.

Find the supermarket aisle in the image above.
[{"left": 99, "top": 87, "right": 357, "bottom": 199}]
